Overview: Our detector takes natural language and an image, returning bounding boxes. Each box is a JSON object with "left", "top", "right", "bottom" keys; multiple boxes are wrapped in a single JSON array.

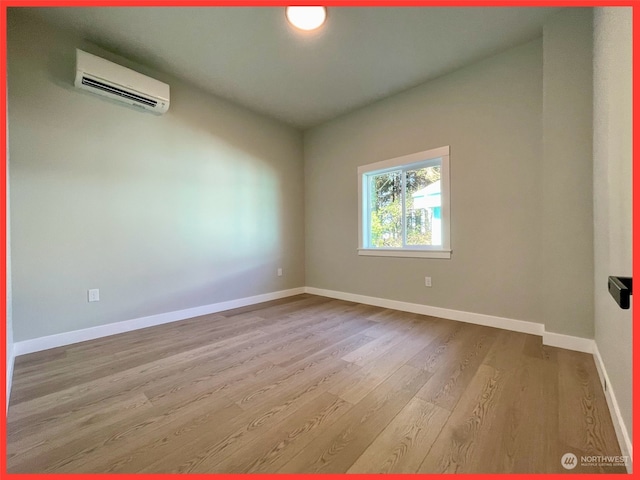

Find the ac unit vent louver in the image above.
[{"left": 81, "top": 77, "right": 158, "bottom": 107}]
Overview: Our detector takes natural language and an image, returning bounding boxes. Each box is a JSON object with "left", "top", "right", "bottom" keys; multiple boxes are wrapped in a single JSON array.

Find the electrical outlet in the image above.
[
  {"left": 88, "top": 289, "right": 100, "bottom": 302},
  {"left": 277, "top": 268, "right": 283, "bottom": 277},
  {"left": 425, "top": 276, "right": 432, "bottom": 287}
]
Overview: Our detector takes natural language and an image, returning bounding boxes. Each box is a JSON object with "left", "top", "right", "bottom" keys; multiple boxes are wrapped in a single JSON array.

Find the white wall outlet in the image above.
[
  {"left": 88, "top": 289, "right": 100, "bottom": 302},
  {"left": 425, "top": 276, "right": 432, "bottom": 287},
  {"left": 277, "top": 268, "right": 283, "bottom": 277}
]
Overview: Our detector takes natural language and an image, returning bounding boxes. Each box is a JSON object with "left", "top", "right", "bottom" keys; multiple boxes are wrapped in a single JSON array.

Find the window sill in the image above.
[{"left": 357, "top": 248, "right": 451, "bottom": 259}]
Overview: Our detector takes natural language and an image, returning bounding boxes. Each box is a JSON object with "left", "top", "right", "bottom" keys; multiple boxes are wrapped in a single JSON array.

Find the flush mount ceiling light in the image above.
[{"left": 285, "top": 6, "right": 327, "bottom": 31}]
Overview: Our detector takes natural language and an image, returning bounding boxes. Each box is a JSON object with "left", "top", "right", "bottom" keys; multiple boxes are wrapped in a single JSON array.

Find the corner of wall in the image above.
[
  {"left": 541, "top": 7, "right": 595, "bottom": 340},
  {"left": 6, "top": 346, "right": 14, "bottom": 414},
  {"left": 593, "top": 343, "right": 633, "bottom": 471},
  {"left": 592, "top": 5, "right": 633, "bottom": 461},
  {"left": 6, "top": 99, "right": 13, "bottom": 414}
]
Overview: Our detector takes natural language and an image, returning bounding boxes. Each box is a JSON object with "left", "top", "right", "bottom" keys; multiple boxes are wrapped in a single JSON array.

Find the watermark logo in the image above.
[
  {"left": 561, "top": 453, "right": 577, "bottom": 470},
  {"left": 561, "top": 452, "right": 629, "bottom": 470}
]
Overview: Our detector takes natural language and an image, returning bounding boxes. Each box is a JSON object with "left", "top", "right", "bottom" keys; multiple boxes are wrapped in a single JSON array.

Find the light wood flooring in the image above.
[{"left": 6, "top": 294, "right": 626, "bottom": 473}]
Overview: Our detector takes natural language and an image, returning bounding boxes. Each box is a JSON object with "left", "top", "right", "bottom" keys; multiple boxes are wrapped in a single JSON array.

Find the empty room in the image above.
[{"left": 4, "top": 5, "right": 633, "bottom": 474}]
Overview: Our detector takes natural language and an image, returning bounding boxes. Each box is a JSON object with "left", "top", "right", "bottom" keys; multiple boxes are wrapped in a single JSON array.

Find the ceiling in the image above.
[{"left": 25, "top": 7, "right": 560, "bottom": 128}]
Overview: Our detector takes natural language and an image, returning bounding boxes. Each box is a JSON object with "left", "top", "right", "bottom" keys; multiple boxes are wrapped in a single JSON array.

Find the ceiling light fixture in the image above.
[{"left": 285, "top": 6, "right": 327, "bottom": 31}]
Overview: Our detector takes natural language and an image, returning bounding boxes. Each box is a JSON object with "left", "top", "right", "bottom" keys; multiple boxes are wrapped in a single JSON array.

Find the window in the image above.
[{"left": 358, "top": 146, "right": 451, "bottom": 259}]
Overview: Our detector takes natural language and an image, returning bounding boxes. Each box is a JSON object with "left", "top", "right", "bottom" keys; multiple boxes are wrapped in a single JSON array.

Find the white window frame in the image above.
[{"left": 358, "top": 145, "right": 451, "bottom": 259}]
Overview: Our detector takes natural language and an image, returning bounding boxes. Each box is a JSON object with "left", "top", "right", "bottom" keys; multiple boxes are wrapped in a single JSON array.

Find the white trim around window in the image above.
[{"left": 357, "top": 145, "right": 451, "bottom": 259}]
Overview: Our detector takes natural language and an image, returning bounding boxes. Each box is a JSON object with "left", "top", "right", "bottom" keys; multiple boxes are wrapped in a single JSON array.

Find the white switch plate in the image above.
[
  {"left": 425, "top": 277, "right": 432, "bottom": 287},
  {"left": 277, "top": 268, "right": 283, "bottom": 277},
  {"left": 88, "top": 289, "right": 100, "bottom": 302}
]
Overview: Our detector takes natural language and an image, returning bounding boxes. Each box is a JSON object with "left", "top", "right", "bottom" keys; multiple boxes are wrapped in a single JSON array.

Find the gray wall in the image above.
[
  {"left": 542, "top": 8, "right": 594, "bottom": 338},
  {"left": 8, "top": 10, "right": 305, "bottom": 342},
  {"left": 593, "top": 7, "right": 632, "bottom": 441},
  {"left": 6, "top": 117, "right": 13, "bottom": 410},
  {"left": 305, "top": 39, "right": 544, "bottom": 323}
]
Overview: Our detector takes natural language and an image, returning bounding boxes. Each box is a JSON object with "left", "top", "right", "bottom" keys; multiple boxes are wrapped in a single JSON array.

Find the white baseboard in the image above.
[
  {"left": 14, "top": 285, "right": 599, "bottom": 359},
  {"left": 593, "top": 344, "right": 633, "bottom": 473},
  {"left": 11, "top": 284, "right": 602, "bottom": 359},
  {"left": 304, "top": 287, "right": 545, "bottom": 336},
  {"left": 542, "top": 331, "right": 595, "bottom": 354},
  {"left": 6, "top": 347, "right": 14, "bottom": 414},
  {"left": 304, "top": 287, "right": 600, "bottom": 355},
  {"left": 14, "top": 287, "right": 305, "bottom": 357}
]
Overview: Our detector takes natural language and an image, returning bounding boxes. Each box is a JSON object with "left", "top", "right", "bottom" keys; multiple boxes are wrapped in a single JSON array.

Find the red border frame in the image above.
[
  {"left": 0, "top": 0, "right": 635, "bottom": 5},
  {"left": 0, "top": 1, "right": 636, "bottom": 479}
]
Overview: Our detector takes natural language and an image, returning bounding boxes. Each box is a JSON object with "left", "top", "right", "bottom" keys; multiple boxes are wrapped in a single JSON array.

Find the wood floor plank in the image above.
[
  {"left": 358, "top": 309, "right": 419, "bottom": 337},
  {"left": 522, "top": 333, "right": 545, "bottom": 359},
  {"left": 328, "top": 328, "right": 434, "bottom": 404},
  {"left": 419, "top": 331, "right": 549, "bottom": 474},
  {"left": 466, "top": 356, "right": 548, "bottom": 473},
  {"left": 414, "top": 326, "right": 496, "bottom": 411},
  {"left": 8, "top": 388, "right": 240, "bottom": 472},
  {"left": 279, "top": 364, "right": 432, "bottom": 473},
  {"left": 340, "top": 328, "right": 408, "bottom": 366},
  {"left": 7, "top": 392, "right": 153, "bottom": 465},
  {"left": 233, "top": 354, "right": 356, "bottom": 412},
  {"left": 7, "top": 329, "right": 275, "bottom": 426},
  {"left": 481, "top": 329, "right": 528, "bottom": 370},
  {"left": 138, "top": 361, "right": 361, "bottom": 473},
  {"left": 210, "top": 392, "right": 353, "bottom": 473},
  {"left": 230, "top": 333, "right": 372, "bottom": 411},
  {"left": 143, "top": 360, "right": 284, "bottom": 410},
  {"left": 557, "top": 349, "right": 625, "bottom": 472},
  {"left": 12, "top": 313, "right": 262, "bottom": 384},
  {"left": 539, "top": 345, "right": 561, "bottom": 473},
  {"left": 9, "top": 324, "right": 273, "bottom": 406},
  {"left": 10, "top": 311, "right": 367, "bottom": 422},
  {"left": 406, "top": 321, "right": 470, "bottom": 372},
  {"left": 347, "top": 397, "right": 450, "bottom": 473},
  {"left": 260, "top": 317, "right": 375, "bottom": 366},
  {"left": 417, "top": 364, "right": 504, "bottom": 473}
]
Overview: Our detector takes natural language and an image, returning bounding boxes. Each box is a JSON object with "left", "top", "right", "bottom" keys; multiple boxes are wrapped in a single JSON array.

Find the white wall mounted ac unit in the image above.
[{"left": 74, "top": 49, "right": 170, "bottom": 114}]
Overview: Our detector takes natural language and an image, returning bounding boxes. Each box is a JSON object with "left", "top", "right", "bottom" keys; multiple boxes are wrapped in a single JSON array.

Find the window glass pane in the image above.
[
  {"left": 405, "top": 164, "right": 441, "bottom": 246},
  {"left": 369, "top": 170, "right": 402, "bottom": 247}
]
